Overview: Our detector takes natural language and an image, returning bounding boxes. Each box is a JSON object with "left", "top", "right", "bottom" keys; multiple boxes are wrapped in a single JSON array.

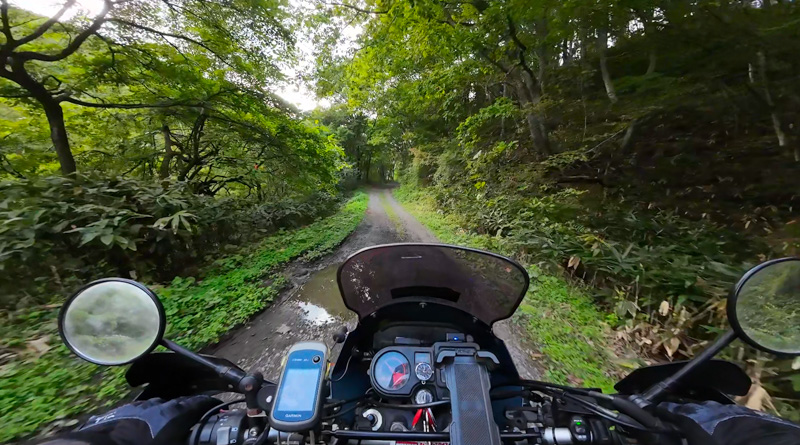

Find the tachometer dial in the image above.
[{"left": 374, "top": 351, "right": 410, "bottom": 391}]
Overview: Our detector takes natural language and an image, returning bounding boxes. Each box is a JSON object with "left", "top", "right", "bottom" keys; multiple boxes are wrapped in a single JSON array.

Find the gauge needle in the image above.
[{"left": 392, "top": 371, "right": 405, "bottom": 387}]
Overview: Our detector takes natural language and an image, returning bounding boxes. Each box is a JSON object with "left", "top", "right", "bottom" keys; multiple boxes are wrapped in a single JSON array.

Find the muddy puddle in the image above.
[
  {"left": 207, "top": 263, "right": 357, "bottom": 380},
  {"left": 292, "top": 264, "right": 351, "bottom": 325}
]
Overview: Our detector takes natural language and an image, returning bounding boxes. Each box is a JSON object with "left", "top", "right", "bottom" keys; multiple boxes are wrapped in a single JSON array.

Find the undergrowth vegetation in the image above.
[
  {"left": 397, "top": 165, "right": 760, "bottom": 358},
  {"left": 0, "top": 176, "right": 345, "bottom": 310},
  {"left": 0, "top": 192, "right": 368, "bottom": 442}
]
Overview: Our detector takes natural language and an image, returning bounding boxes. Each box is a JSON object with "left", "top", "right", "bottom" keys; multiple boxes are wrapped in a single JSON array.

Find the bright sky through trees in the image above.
[{"left": 15, "top": 0, "right": 325, "bottom": 110}]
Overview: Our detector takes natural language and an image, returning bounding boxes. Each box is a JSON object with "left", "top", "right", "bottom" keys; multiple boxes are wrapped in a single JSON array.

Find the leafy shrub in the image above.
[
  {"left": 0, "top": 175, "right": 341, "bottom": 309},
  {"left": 398, "top": 166, "right": 764, "bottom": 358}
]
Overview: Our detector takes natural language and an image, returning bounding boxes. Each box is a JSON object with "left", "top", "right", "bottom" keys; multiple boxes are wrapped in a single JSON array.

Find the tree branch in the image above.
[
  {"left": 0, "top": 0, "right": 12, "bottom": 43},
  {"left": 159, "top": 0, "right": 238, "bottom": 45},
  {"left": 506, "top": 15, "right": 527, "bottom": 51},
  {"left": 9, "top": 17, "right": 41, "bottom": 30},
  {"left": 0, "top": 151, "right": 25, "bottom": 179},
  {"left": 15, "top": 0, "right": 77, "bottom": 47},
  {"left": 60, "top": 96, "right": 206, "bottom": 109},
  {"left": 507, "top": 15, "right": 537, "bottom": 82},
  {"left": 108, "top": 18, "right": 234, "bottom": 68},
  {"left": 91, "top": 31, "right": 120, "bottom": 72},
  {"left": 322, "top": 1, "right": 388, "bottom": 14},
  {"left": 478, "top": 48, "right": 511, "bottom": 74},
  {"left": 18, "top": 0, "right": 111, "bottom": 62}
]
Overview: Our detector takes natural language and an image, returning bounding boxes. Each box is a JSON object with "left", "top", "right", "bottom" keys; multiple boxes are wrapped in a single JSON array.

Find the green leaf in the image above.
[
  {"left": 79, "top": 231, "right": 100, "bottom": 246},
  {"left": 52, "top": 220, "right": 70, "bottom": 233}
]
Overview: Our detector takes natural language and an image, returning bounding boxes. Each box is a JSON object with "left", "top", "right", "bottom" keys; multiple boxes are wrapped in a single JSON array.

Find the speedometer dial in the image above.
[{"left": 374, "top": 351, "right": 410, "bottom": 391}]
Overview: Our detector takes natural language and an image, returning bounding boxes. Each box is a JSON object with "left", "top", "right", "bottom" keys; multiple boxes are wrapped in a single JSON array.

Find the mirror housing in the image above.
[
  {"left": 58, "top": 277, "right": 266, "bottom": 412},
  {"left": 59, "top": 278, "right": 166, "bottom": 365},
  {"left": 727, "top": 257, "right": 800, "bottom": 356}
]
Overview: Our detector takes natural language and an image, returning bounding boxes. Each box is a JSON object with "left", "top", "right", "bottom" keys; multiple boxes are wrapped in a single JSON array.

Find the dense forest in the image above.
[{"left": 2, "top": 0, "right": 800, "bottom": 441}]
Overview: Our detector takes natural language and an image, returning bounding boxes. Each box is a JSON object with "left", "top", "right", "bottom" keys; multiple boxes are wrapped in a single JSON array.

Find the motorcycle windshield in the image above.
[{"left": 336, "top": 243, "right": 529, "bottom": 325}]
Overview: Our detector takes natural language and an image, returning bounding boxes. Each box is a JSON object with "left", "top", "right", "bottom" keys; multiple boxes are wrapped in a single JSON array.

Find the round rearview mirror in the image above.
[
  {"left": 58, "top": 278, "right": 165, "bottom": 365},
  {"left": 728, "top": 258, "right": 800, "bottom": 356}
]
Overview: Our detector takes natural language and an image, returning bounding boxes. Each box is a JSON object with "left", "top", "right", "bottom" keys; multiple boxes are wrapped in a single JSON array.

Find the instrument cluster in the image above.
[{"left": 369, "top": 346, "right": 440, "bottom": 397}]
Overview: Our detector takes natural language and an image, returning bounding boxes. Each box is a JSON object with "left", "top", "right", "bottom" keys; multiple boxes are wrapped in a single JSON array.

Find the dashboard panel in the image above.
[{"left": 369, "top": 346, "right": 439, "bottom": 397}]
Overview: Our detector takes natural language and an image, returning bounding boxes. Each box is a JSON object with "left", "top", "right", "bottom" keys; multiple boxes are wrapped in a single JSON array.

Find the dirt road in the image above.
[{"left": 206, "top": 187, "right": 541, "bottom": 381}]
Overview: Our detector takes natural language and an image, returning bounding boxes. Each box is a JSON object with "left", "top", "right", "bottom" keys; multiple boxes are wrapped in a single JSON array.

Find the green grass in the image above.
[
  {"left": 0, "top": 191, "right": 369, "bottom": 442},
  {"left": 394, "top": 184, "right": 619, "bottom": 391}
]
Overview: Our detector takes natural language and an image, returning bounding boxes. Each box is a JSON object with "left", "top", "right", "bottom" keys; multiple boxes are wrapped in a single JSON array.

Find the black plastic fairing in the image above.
[{"left": 615, "top": 359, "right": 751, "bottom": 400}]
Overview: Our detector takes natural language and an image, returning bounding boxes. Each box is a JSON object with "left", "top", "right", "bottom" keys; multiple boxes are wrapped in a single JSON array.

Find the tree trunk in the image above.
[
  {"left": 561, "top": 40, "right": 572, "bottom": 66},
  {"left": 477, "top": 44, "right": 548, "bottom": 155},
  {"left": 3, "top": 60, "right": 77, "bottom": 175},
  {"left": 621, "top": 119, "right": 638, "bottom": 152},
  {"left": 42, "top": 99, "right": 77, "bottom": 175},
  {"left": 519, "top": 70, "right": 550, "bottom": 155},
  {"left": 597, "top": 29, "right": 618, "bottom": 104},
  {"left": 646, "top": 50, "right": 657, "bottom": 75},
  {"left": 755, "top": 51, "right": 792, "bottom": 159},
  {"left": 642, "top": 10, "right": 657, "bottom": 76},
  {"left": 515, "top": 81, "right": 550, "bottom": 155},
  {"left": 159, "top": 124, "right": 174, "bottom": 179},
  {"left": 500, "top": 83, "right": 507, "bottom": 140},
  {"left": 534, "top": 18, "right": 548, "bottom": 93}
]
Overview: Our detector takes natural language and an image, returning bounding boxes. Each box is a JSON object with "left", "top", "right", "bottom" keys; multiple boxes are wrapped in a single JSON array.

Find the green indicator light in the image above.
[{"left": 576, "top": 421, "right": 582, "bottom": 425}]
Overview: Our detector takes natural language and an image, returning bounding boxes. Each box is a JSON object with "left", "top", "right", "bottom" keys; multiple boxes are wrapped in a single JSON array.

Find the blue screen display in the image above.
[{"left": 276, "top": 368, "right": 320, "bottom": 412}]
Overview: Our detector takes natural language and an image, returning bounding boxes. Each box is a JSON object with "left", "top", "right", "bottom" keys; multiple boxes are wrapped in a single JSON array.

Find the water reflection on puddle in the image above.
[
  {"left": 296, "top": 301, "right": 335, "bottom": 325},
  {"left": 293, "top": 264, "right": 353, "bottom": 325}
]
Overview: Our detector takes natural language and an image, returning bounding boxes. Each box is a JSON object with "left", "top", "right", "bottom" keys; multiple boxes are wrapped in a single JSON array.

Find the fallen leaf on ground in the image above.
[
  {"left": 26, "top": 336, "right": 51, "bottom": 358},
  {"left": 664, "top": 337, "right": 680, "bottom": 358}
]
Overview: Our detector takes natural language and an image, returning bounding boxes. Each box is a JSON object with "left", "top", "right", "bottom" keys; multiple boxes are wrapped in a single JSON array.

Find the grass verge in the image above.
[
  {"left": 394, "top": 185, "right": 620, "bottom": 391},
  {"left": 0, "top": 191, "right": 369, "bottom": 442}
]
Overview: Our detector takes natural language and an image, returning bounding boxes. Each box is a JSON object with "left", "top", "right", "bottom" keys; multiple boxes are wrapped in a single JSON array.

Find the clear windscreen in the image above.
[{"left": 336, "top": 244, "right": 529, "bottom": 325}]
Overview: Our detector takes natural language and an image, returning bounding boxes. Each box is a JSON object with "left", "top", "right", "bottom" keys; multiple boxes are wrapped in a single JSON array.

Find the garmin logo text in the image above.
[{"left": 285, "top": 413, "right": 303, "bottom": 418}]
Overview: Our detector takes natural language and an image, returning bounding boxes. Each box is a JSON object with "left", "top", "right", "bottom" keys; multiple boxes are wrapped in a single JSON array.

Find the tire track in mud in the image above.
[{"left": 206, "top": 187, "right": 541, "bottom": 382}]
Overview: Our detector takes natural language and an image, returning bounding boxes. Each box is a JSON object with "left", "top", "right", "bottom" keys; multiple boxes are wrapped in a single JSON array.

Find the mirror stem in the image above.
[
  {"left": 160, "top": 339, "right": 246, "bottom": 387},
  {"left": 639, "top": 330, "right": 737, "bottom": 405}
]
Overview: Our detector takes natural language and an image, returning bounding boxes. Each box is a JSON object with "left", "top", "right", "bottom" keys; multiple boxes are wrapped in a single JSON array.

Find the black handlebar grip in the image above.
[{"left": 610, "top": 396, "right": 661, "bottom": 429}]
